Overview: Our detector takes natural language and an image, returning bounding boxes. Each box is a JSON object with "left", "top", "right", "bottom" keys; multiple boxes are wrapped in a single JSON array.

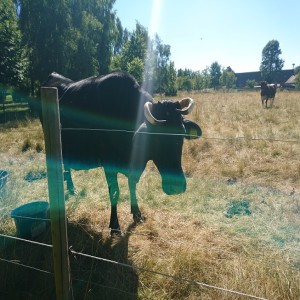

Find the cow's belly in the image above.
[{"left": 61, "top": 130, "right": 132, "bottom": 172}]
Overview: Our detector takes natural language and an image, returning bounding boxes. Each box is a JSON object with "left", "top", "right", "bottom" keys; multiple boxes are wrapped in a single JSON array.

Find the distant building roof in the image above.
[
  {"left": 285, "top": 75, "right": 296, "bottom": 85},
  {"left": 235, "top": 69, "right": 294, "bottom": 87}
]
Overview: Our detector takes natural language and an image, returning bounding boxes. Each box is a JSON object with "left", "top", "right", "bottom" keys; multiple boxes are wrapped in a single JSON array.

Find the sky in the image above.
[{"left": 113, "top": 0, "right": 300, "bottom": 73}]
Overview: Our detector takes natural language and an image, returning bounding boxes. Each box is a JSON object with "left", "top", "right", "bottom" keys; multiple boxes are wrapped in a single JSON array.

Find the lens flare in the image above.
[
  {"left": 130, "top": 0, "right": 163, "bottom": 178},
  {"left": 142, "top": 0, "right": 163, "bottom": 94}
]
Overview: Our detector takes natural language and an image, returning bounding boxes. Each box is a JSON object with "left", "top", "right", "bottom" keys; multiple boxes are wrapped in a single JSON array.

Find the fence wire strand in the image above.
[
  {"left": 1, "top": 126, "right": 300, "bottom": 144},
  {"left": 0, "top": 257, "right": 53, "bottom": 275},
  {"left": 70, "top": 249, "right": 267, "bottom": 300},
  {"left": 2, "top": 213, "right": 298, "bottom": 272},
  {"left": 1, "top": 125, "right": 298, "bottom": 299},
  {"left": 0, "top": 232, "right": 268, "bottom": 300}
]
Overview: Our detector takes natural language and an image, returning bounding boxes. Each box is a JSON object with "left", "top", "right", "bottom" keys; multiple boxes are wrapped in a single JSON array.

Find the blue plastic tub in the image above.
[{"left": 11, "top": 201, "right": 49, "bottom": 239}]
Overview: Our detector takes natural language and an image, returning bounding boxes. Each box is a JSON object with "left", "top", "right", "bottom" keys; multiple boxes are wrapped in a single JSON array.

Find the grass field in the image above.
[
  {"left": 0, "top": 90, "right": 299, "bottom": 299},
  {"left": 0, "top": 93, "right": 30, "bottom": 123}
]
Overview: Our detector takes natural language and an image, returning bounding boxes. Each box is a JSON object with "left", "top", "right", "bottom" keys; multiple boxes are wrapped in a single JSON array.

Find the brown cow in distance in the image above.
[{"left": 260, "top": 81, "right": 277, "bottom": 108}]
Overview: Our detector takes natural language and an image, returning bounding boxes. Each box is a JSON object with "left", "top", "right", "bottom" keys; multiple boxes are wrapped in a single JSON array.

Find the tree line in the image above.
[{"left": 1, "top": 0, "right": 298, "bottom": 99}]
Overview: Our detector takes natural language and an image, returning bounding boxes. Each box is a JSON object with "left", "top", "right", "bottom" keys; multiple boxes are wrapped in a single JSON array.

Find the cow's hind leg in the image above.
[
  {"left": 128, "top": 179, "right": 144, "bottom": 224},
  {"left": 104, "top": 169, "right": 121, "bottom": 236},
  {"left": 64, "top": 169, "right": 77, "bottom": 195},
  {"left": 261, "top": 96, "right": 266, "bottom": 108},
  {"left": 265, "top": 97, "right": 269, "bottom": 108}
]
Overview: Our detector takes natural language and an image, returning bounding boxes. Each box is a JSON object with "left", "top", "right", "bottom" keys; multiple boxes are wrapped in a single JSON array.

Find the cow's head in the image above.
[
  {"left": 260, "top": 81, "right": 268, "bottom": 88},
  {"left": 133, "top": 98, "right": 201, "bottom": 195}
]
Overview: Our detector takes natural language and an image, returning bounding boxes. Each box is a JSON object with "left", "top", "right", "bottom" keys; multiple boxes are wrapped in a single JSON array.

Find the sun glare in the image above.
[
  {"left": 142, "top": 0, "right": 163, "bottom": 93},
  {"left": 130, "top": 0, "right": 163, "bottom": 176},
  {"left": 148, "top": 0, "right": 162, "bottom": 37}
]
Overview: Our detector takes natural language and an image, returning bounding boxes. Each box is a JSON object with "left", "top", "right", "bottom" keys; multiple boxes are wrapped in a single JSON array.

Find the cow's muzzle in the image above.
[{"left": 162, "top": 172, "right": 186, "bottom": 195}]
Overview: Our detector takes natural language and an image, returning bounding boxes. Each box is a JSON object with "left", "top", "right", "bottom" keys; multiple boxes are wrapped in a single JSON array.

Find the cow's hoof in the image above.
[
  {"left": 68, "top": 188, "right": 78, "bottom": 196},
  {"left": 133, "top": 213, "right": 145, "bottom": 224},
  {"left": 110, "top": 228, "right": 123, "bottom": 237}
]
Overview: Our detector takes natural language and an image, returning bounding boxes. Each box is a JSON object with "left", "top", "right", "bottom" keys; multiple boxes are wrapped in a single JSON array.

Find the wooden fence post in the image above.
[{"left": 41, "top": 87, "right": 72, "bottom": 300}]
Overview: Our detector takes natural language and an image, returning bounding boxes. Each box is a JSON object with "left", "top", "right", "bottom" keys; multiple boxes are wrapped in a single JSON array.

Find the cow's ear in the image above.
[{"left": 183, "top": 119, "right": 202, "bottom": 140}]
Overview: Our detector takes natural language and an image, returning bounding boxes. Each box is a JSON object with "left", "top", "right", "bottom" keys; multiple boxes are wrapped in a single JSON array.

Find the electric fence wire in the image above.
[
  {"left": 1, "top": 126, "right": 300, "bottom": 143},
  {"left": 0, "top": 233, "right": 268, "bottom": 300},
  {"left": 1, "top": 127, "right": 299, "bottom": 299}
]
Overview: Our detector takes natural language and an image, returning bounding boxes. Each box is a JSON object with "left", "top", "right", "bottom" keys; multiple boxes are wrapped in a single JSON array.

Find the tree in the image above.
[
  {"left": 295, "top": 73, "right": 300, "bottom": 89},
  {"left": 201, "top": 67, "right": 211, "bottom": 89},
  {"left": 113, "top": 17, "right": 127, "bottom": 56},
  {"left": 64, "top": 0, "right": 118, "bottom": 78},
  {"left": 127, "top": 57, "right": 144, "bottom": 83},
  {"left": 0, "top": 0, "right": 28, "bottom": 87},
  {"left": 176, "top": 68, "right": 194, "bottom": 91},
  {"left": 16, "top": 0, "right": 118, "bottom": 92},
  {"left": 164, "top": 61, "right": 177, "bottom": 96},
  {"left": 69, "top": 10, "right": 101, "bottom": 79},
  {"left": 193, "top": 71, "right": 203, "bottom": 90},
  {"left": 153, "top": 35, "right": 172, "bottom": 94},
  {"left": 17, "top": 0, "right": 73, "bottom": 94},
  {"left": 210, "top": 61, "right": 221, "bottom": 89},
  {"left": 294, "top": 66, "right": 300, "bottom": 89},
  {"left": 220, "top": 68, "right": 237, "bottom": 89},
  {"left": 245, "top": 79, "right": 256, "bottom": 89},
  {"left": 260, "top": 40, "right": 284, "bottom": 83},
  {"left": 112, "top": 23, "right": 175, "bottom": 95},
  {"left": 180, "top": 77, "right": 193, "bottom": 92},
  {"left": 93, "top": 0, "right": 117, "bottom": 75},
  {"left": 117, "top": 22, "right": 148, "bottom": 71}
]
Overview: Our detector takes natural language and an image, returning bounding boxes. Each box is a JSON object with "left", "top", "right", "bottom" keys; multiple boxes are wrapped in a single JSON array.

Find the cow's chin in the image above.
[{"left": 162, "top": 177, "right": 186, "bottom": 195}]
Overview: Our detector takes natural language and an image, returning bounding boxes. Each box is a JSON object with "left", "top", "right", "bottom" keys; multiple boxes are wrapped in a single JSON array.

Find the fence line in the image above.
[
  {"left": 1, "top": 125, "right": 298, "bottom": 299},
  {"left": 62, "top": 127, "right": 300, "bottom": 144},
  {"left": 1, "top": 126, "right": 300, "bottom": 144},
  {"left": 0, "top": 232, "right": 267, "bottom": 300},
  {"left": 0, "top": 257, "right": 53, "bottom": 275},
  {"left": 0, "top": 233, "right": 52, "bottom": 248},
  {"left": 2, "top": 215, "right": 298, "bottom": 271},
  {"left": 71, "top": 276, "right": 137, "bottom": 298},
  {"left": 0, "top": 257, "right": 137, "bottom": 298},
  {"left": 72, "top": 249, "right": 267, "bottom": 300}
]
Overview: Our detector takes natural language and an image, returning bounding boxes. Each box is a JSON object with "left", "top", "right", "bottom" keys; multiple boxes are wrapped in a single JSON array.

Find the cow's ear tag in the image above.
[
  {"left": 184, "top": 120, "right": 202, "bottom": 140},
  {"left": 188, "top": 128, "right": 199, "bottom": 139}
]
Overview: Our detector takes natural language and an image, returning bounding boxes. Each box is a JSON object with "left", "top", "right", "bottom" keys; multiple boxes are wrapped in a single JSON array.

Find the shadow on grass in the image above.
[{"left": 0, "top": 219, "right": 139, "bottom": 300}]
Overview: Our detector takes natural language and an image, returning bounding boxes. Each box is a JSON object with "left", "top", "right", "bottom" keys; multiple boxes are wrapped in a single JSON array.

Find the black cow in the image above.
[
  {"left": 41, "top": 71, "right": 202, "bottom": 234},
  {"left": 260, "top": 81, "right": 277, "bottom": 108}
]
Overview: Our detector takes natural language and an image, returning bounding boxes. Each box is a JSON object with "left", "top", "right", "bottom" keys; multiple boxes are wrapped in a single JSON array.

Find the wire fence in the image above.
[
  {"left": 1, "top": 126, "right": 300, "bottom": 143},
  {"left": 2, "top": 213, "right": 297, "bottom": 272},
  {"left": 0, "top": 233, "right": 267, "bottom": 300},
  {"left": 1, "top": 125, "right": 299, "bottom": 299},
  {"left": 1, "top": 208, "right": 299, "bottom": 299}
]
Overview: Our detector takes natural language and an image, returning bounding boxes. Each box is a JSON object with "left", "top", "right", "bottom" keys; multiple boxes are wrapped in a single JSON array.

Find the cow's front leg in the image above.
[
  {"left": 261, "top": 96, "right": 267, "bottom": 108},
  {"left": 104, "top": 169, "right": 121, "bottom": 235},
  {"left": 128, "top": 179, "right": 144, "bottom": 224},
  {"left": 64, "top": 169, "right": 77, "bottom": 195}
]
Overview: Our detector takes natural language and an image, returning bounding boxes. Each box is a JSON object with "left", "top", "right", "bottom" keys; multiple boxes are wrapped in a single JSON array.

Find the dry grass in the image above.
[
  {"left": 184, "top": 90, "right": 300, "bottom": 188},
  {"left": 0, "top": 90, "right": 300, "bottom": 299}
]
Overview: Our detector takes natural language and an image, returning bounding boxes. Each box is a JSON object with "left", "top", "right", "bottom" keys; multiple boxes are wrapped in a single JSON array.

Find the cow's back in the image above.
[
  {"left": 43, "top": 72, "right": 74, "bottom": 97},
  {"left": 60, "top": 71, "right": 152, "bottom": 130},
  {"left": 50, "top": 71, "right": 153, "bottom": 169}
]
